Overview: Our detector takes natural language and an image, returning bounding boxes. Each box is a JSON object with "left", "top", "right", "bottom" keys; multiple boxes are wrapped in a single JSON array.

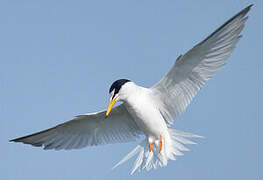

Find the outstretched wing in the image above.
[
  {"left": 10, "top": 104, "right": 142, "bottom": 150},
  {"left": 151, "top": 5, "right": 252, "bottom": 125}
]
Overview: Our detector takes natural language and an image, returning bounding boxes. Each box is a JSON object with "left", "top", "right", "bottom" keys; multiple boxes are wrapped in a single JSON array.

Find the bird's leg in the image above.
[
  {"left": 149, "top": 141, "right": 153, "bottom": 152},
  {"left": 147, "top": 137, "right": 154, "bottom": 152},
  {"left": 159, "top": 134, "right": 163, "bottom": 152}
]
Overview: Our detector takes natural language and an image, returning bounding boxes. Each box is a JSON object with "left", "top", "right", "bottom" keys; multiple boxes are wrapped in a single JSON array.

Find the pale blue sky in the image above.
[{"left": 1, "top": 0, "right": 262, "bottom": 180}]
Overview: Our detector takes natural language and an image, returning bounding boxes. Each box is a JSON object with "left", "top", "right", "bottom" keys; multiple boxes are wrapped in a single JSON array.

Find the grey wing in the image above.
[
  {"left": 10, "top": 104, "right": 142, "bottom": 150},
  {"left": 151, "top": 5, "right": 252, "bottom": 125}
]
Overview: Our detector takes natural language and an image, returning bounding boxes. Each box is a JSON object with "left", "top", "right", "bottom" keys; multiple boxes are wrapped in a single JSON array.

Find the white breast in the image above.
[{"left": 122, "top": 85, "right": 168, "bottom": 140}]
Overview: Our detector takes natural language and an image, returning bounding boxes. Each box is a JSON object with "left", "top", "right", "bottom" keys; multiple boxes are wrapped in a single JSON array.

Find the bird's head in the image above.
[{"left": 106, "top": 79, "right": 131, "bottom": 117}]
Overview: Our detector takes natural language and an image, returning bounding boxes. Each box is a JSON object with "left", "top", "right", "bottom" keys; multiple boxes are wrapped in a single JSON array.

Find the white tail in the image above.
[{"left": 112, "top": 128, "right": 202, "bottom": 174}]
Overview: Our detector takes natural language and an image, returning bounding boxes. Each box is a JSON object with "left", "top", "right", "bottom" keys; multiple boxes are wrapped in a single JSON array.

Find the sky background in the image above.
[{"left": 1, "top": 0, "right": 262, "bottom": 180}]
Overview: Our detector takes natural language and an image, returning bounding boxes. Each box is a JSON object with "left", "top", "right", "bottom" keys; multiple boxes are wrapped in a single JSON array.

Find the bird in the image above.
[{"left": 10, "top": 5, "right": 252, "bottom": 174}]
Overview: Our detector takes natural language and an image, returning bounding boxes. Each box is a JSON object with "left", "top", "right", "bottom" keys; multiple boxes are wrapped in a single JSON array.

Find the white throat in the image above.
[{"left": 118, "top": 82, "right": 142, "bottom": 102}]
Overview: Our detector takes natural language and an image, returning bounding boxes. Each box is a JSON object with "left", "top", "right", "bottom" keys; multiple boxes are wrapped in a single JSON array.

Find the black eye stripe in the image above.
[
  {"left": 109, "top": 79, "right": 131, "bottom": 97},
  {"left": 112, "top": 93, "right": 117, "bottom": 99}
]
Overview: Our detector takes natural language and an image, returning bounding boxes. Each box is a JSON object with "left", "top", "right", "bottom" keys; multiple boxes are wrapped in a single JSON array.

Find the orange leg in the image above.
[
  {"left": 149, "top": 142, "right": 153, "bottom": 151},
  {"left": 159, "top": 135, "right": 163, "bottom": 152}
]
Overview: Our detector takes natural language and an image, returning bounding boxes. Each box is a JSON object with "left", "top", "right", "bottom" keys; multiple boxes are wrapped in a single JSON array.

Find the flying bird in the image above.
[{"left": 10, "top": 5, "right": 252, "bottom": 174}]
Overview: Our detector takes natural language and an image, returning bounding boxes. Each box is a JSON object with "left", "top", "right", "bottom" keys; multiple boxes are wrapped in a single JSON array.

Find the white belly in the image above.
[{"left": 123, "top": 90, "right": 167, "bottom": 140}]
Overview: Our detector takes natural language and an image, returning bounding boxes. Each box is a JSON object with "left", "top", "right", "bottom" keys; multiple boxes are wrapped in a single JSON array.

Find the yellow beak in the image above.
[{"left": 106, "top": 97, "right": 117, "bottom": 116}]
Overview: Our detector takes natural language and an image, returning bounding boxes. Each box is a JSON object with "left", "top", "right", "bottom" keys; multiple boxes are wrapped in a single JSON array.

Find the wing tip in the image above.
[
  {"left": 236, "top": 4, "right": 253, "bottom": 18},
  {"left": 9, "top": 127, "right": 56, "bottom": 143},
  {"left": 247, "top": 4, "right": 253, "bottom": 10},
  {"left": 9, "top": 137, "right": 24, "bottom": 143},
  {"left": 241, "top": 4, "right": 253, "bottom": 17},
  {"left": 199, "top": 4, "right": 252, "bottom": 46}
]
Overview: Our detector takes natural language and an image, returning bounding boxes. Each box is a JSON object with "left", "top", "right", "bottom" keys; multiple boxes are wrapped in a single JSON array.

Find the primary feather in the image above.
[
  {"left": 10, "top": 105, "right": 142, "bottom": 150},
  {"left": 151, "top": 5, "right": 251, "bottom": 125}
]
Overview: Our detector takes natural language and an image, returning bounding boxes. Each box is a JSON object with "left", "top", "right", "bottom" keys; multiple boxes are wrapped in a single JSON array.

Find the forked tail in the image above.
[{"left": 112, "top": 128, "right": 202, "bottom": 174}]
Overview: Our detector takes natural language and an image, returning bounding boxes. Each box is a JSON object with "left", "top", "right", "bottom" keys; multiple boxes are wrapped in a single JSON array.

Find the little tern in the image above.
[{"left": 10, "top": 5, "right": 252, "bottom": 174}]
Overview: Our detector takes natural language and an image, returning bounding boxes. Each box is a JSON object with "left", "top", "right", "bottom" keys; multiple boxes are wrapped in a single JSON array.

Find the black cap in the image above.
[{"left": 109, "top": 79, "right": 131, "bottom": 98}]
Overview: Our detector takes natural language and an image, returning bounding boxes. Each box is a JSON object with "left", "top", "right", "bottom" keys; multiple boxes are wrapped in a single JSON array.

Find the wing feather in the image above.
[
  {"left": 151, "top": 5, "right": 252, "bottom": 124},
  {"left": 10, "top": 104, "right": 142, "bottom": 150}
]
